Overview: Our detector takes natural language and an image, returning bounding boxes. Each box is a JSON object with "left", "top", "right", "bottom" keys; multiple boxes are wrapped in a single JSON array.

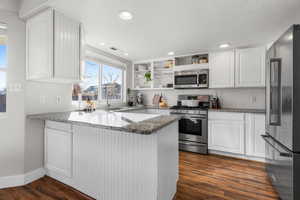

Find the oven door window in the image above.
[
  {"left": 175, "top": 75, "right": 197, "bottom": 85},
  {"left": 179, "top": 118, "right": 202, "bottom": 135}
]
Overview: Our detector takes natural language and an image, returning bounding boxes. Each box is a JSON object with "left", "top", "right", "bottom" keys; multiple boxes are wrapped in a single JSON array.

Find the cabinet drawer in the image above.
[
  {"left": 46, "top": 120, "right": 72, "bottom": 132},
  {"left": 208, "top": 112, "right": 244, "bottom": 121}
]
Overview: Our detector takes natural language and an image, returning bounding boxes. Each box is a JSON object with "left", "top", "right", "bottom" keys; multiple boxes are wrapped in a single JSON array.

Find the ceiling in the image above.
[{"left": 46, "top": 0, "right": 300, "bottom": 61}]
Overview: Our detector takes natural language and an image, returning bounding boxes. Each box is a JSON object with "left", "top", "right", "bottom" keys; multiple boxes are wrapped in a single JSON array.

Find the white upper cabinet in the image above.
[
  {"left": 26, "top": 8, "right": 81, "bottom": 83},
  {"left": 209, "top": 50, "right": 235, "bottom": 88},
  {"left": 235, "top": 46, "right": 266, "bottom": 87},
  {"left": 26, "top": 9, "right": 53, "bottom": 80}
]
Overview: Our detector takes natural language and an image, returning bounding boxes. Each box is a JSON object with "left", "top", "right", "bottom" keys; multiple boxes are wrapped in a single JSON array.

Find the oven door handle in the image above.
[
  {"left": 184, "top": 115, "right": 207, "bottom": 119},
  {"left": 179, "top": 141, "right": 206, "bottom": 146}
]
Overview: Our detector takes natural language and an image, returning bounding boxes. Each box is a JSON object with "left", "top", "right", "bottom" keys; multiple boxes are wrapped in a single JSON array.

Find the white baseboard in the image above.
[
  {"left": 208, "top": 150, "right": 266, "bottom": 163},
  {"left": 0, "top": 168, "right": 46, "bottom": 189},
  {"left": 24, "top": 168, "right": 46, "bottom": 185},
  {"left": 0, "top": 174, "right": 24, "bottom": 189}
]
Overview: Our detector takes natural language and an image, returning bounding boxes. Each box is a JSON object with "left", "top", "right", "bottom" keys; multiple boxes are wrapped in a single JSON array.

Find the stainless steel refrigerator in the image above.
[{"left": 263, "top": 25, "right": 300, "bottom": 200}]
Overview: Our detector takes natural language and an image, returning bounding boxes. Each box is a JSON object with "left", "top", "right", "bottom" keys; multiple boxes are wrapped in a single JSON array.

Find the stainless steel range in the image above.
[{"left": 170, "top": 95, "right": 209, "bottom": 154}]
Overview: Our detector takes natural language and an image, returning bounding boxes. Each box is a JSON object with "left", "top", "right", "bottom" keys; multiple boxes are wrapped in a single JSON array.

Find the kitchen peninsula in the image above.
[{"left": 28, "top": 110, "right": 179, "bottom": 200}]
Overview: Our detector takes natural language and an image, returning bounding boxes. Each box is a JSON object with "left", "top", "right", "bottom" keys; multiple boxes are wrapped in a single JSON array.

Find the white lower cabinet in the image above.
[
  {"left": 208, "top": 112, "right": 245, "bottom": 154},
  {"left": 45, "top": 121, "right": 72, "bottom": 178},
  {"left": 245, "top": 113, "right": 266, "bottom": 158},
  {"left": 208, "top": 111, "right": 266, "bottom": 161}
]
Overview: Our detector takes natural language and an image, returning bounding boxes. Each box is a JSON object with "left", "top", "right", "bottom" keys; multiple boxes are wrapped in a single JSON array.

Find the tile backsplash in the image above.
[{"left": 136, "top": 88, "right": 265, "bottom": 109}]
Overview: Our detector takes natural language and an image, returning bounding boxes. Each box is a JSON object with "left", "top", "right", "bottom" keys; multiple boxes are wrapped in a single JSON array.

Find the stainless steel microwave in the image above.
[{"left": 174, "top": 69, "right": 209, "bottom": 89}]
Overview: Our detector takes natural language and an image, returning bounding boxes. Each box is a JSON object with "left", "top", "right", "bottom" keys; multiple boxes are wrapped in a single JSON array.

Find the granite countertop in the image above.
[
  {"left": 118, "top": 106, "right": 265, "bottom": 114},
  {"left": 208, "top": 108, "right": 265, "bottom": 114},
  {"left": 27, "top": 110, "right": 179, "bottom": 135}
]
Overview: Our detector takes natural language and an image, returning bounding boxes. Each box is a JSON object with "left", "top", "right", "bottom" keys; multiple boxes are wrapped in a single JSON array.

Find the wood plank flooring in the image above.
[
  {"left": 174, "top": 152, "right": 279, "bottom": 200},
  {"left": 0, "top": 151, "right": 279, "bottom": 200}
]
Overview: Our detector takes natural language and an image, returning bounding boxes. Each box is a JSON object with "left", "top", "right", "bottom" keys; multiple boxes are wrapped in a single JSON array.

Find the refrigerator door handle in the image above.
[
  {"left": 261, "top": 135, "right": 292, "bottom": 158},
  {"left": 269, "top": 58, "right": 282, "bottom": 126}
]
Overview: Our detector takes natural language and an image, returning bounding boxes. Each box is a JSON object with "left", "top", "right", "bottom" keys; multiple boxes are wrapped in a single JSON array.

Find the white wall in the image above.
[
  {"left": 137, "top": 88, "right": 265, "bottom": 109},
  {"left": 0, "top": 9, "right": 26, "bottom": 177},
  {"left": 0, "top": 0, "right": 20, "bottom": 12},
  {"left": 19, "top": 0, "right": 48, "bottom": 17}
]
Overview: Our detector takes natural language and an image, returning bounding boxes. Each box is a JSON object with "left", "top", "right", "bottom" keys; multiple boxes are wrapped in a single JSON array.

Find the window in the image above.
[
  {"left": 101, "top": 64, "right": 123, "bottom": 101},
  {"left": 73, "top": 60, "right": 125, "bottom": 103},
  {"left": 0, "top": 25, "right": 7, "bottom": 113},
  {"left": 73, "top": 61, "right": 99, "bottom": 101}
]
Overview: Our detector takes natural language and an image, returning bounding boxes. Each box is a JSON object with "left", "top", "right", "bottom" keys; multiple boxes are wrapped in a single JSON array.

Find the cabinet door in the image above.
[
  {"left": 245, "top": 114, "right": 266, "bottom": 158},
  {"left": 54, "top": 11, "right": 81, "bottom": 81},
  {"left": 209, "top": 50, "right": 235, "bottom": 88},
  {"left": 208, "top": 120, "right": 244, "bottom": 154},
  {"left": 235, "top": 47, "right": 266, "bottom": 87},
  {"left": 26, "top": 8, "right": 53, "bottom": 80},
  {"left": 45, "top": 128, "right": 72, "bottom": 178}
]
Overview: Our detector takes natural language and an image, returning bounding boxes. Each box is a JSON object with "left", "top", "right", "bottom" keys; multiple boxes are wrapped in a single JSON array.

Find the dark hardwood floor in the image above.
[
  {"left": 174, "top": 152, "right": 279, "bottom": 200},
  {"left": 0, "top": 151, "right": 279, "bottom": 200}
]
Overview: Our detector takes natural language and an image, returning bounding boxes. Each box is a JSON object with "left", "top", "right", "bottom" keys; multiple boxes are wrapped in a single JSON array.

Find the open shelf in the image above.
[{"left": 133, "top": 62, "right": 152, "bottom": 89}]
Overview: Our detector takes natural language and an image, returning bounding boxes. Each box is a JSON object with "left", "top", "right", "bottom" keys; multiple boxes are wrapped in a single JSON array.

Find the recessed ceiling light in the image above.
[
  {"left": 119, "top": 11, "right": 133, "bottom": 20},
  {"left": 219, "top": 43, "right": 230, "bottom": 48},
  {"left": 168, "top": 51, "right": 175, "bottom": 56},
  {"left": 100, "top": 42, "right": 105, "bottom": 46},
  {"left": 124, "top": 52, "right": 129, "bottom": 56}
]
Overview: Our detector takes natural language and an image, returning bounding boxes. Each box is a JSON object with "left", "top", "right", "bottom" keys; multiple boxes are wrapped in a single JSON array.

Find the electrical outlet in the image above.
[
  {"left": 251, "top": 96, "right": 257, "bottom": 104},
  {"left": 40, "top": 96, "right": 46, "bottom": 104},
  {"left": 56, "top": 96, "right": 62, "bottom": 105}
]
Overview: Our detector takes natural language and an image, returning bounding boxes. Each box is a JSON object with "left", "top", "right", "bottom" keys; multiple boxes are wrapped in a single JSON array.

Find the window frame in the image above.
[
  {"left": 0, "top": 27, "right": 7, "bottom": 114},
  {"left": 74, "top": 58, "right": 127, "bottom": 106}
]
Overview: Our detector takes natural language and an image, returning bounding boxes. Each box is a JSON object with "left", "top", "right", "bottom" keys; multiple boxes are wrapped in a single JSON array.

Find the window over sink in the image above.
[{"left": 72, "top": 60, "right": 125, "bottom": 104}]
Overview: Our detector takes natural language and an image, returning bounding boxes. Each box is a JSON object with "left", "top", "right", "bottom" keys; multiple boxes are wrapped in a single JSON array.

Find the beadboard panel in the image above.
[
  {"left": 97, "top": 129, "right": 158, "bottom": 200},
  {"left": 73, "top": 126, "right": 100, "bottom": 198},
  {"left": 157, "top": 123, "right": 178, "bottom": 200},
  {"left": 54, "top": 11, "right": 80, "bottom": 80}
]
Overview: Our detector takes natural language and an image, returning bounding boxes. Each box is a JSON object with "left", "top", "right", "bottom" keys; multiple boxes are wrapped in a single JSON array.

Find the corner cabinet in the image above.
[
  {"left": 209, "top": 50, "right": 235, "bottom": 88},
  {"left": 208, "top": 112, "right": 245, "bottom": 154},
  {"left": 208, "top": 111, "right": 266, "bottom": 161},
  {"left": 26, "top": 8, "right": 81, "bottom": 83},
  {"left": 235, "top": 47, "right": 266, "bottom": 87}
]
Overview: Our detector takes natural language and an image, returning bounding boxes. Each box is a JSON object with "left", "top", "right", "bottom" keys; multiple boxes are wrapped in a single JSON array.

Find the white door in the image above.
[
  {"left": 26, "top": 8, "right": 53, "bottom": 80},
  {"left": 245, "top": 113, "right": 266, "bottom": 158},
  {"left": 209, "top": 50, "right": 235, "bottom": 88},
  {"left": 235, "top": 47, "right": 266, "bottom": 87},
  {"left": 45, "top": 128, "right": 72, "bottom": 178},
  {"left": 54, "top": 11, "right": 81, "bottom": 81},
  {"left": 208, "top": 120, "right": 245, "bottom": 154}
]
